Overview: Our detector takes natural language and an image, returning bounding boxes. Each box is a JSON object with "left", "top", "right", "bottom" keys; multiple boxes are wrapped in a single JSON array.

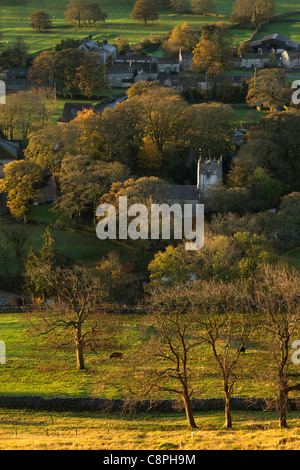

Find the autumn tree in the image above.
[
  {"left": 183, "top": 102, "right": 234, "bottom": 157},
  {"left": 64, "top": 0, "right": 107, "bottom": 27},
  {"left": 131, "top": 0, "right": 159, "bottom": 24},
  {"left": 246, "top": 69, "right": 290, "bottom": 111},
  {"left": 56, "top": 154, "right": 131, "bottom": 220},
  {"left": 24, "top": 123, "right": 76, "bottom": 192},
  {"left": 30, "top": 10, "right": 52, "bottom": 32},
  {"left": 0, "top": 160, "right": 43, "bottom": 221},
  {"left": 135, "top": 87, "right": 187, "bottom": 153},
  {"left": 230, "top": 0, "right": 275, "bottom": 27},
  {"left": 163, "top": 22, "right": 199, "bottom": 56},
  {"left": 29, "top": 49, "right": 105, "bottom": 98},
  {"left": 126, "top": 80, "right": 160, "bottom": 99},
  {"left": 0, "top": 88, "right": 56, "bottom": 141}
]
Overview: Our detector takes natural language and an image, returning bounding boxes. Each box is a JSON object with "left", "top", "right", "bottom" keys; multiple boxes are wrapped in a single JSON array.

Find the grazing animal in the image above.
[
  {"left": 237, "top": 346, "right": 246, "bottom": 354},
  {"left": 110, "top": 352, "right": 123, "bottom": 360}
]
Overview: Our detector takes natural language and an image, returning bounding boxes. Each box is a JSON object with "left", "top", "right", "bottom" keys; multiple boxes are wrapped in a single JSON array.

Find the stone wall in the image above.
[{"left": 0, "top": 395, "right": 299, "bottom": 413}]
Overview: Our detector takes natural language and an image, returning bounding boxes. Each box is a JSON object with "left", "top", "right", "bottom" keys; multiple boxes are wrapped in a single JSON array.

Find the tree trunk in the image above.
[
  {"left": 182, "top": 393, "right": 197, "bottom": 429},
  {"left": 224, "top": 393, "right": 232, "bottom": 428},
  {"left": 279, "top": 387, "right": 288, "bottom": 429},
  {"left": 75, "top": 325, "right": 85, "bottom": 370}
]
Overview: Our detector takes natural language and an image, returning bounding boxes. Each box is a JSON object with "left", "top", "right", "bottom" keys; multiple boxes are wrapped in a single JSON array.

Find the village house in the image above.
[
  {"left": 240, "top": 52, "right": 270, "bottom": 69},
  {"left": 105, "top": 67, "right": 135, "bottom": 88},
  {"left": 114, "top": 53, "right": 154, "bottom": 68},
  {"left": 281, "top": 50, "right": 300, "bottom": 71},
  {"left": 78, "top": 37, "right": 117, "bottom": 65},
  {"left": 156, "top": 57, "right": 180, "bottom": 74},
  {"left": 178, "top": 49, "right": 193, "bottom": 71}
]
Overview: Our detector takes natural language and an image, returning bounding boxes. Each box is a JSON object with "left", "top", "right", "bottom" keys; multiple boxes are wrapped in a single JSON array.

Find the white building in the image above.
[
  {"left": 281, "top": 50, "right": 300, "bottom": 71},
  {"left": 78, "top": 37, "right": 117, "bottom": 65}
]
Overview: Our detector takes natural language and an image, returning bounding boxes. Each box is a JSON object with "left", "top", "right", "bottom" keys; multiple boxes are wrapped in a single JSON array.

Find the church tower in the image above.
[{"left": 197, "top": 150, "right": 223, "bottom": 198}]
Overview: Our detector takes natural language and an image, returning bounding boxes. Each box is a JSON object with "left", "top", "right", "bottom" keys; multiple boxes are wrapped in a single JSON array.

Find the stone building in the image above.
[{"left": 197, "top": 156, "right": 223, "bottom": 197}]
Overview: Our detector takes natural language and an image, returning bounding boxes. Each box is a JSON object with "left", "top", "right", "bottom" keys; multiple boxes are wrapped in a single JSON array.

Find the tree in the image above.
[
  {"left": 0, "top": 160, "right": 42, "bottom": 221},
  {"left": 0, "top": 36, "right": 28, "bottom": 67},
  {"left": 56, "top": 154, "right": 131, "bottom": 221},
  {"left": 30, "top": 10, "right": 52, "bottom": 32},
  {"left": 24, "top": 123, "right": 75, "bottom": 192},
  {"left": 126, "top": 80, "right": 160, "bottom": 99},
  {"left": 144, "top": 285, "right": 201, "bottom": 428},
  {"left": 228, "top": 110, "right": 300, "bottom": 196},
  {"left": 81, "top": 2, "right": 107, "bottom": 26},
  {"left": 246, "top": 69, "right": 290, "bottom": 111},
  {"left": 131, "top": 0, "right": 159, "bottom": 24},
  {"left": 76, "top": 60, "right": 105, "bottom": 98},
  {"left": 230, "top": 0, "right": 275, "bottom": 27},
  {"left": 135, "top": 87, "right": 187, "bottom": 153},
  {"left": 29, "top": 49, "right": 105, "bottom": 98},
  {"left": 191, "top": 0, "right": 214, "bottom": 15},
  {"left": 163, "top": 22, "right": 199, "bottom": 56},
  {"left": 253, "top": 263, "right": 300, "bottom": 428},
  {"left": 0, "top": 224, "right": 28, "bottom": 279},
  {"left": 192, "top": 280, "right": 252, "bottom": 428},
  {"left": 183, "top": 102, "right": 234, "bottom": 157},
  {"left": 0, "top": 88, "right": 56, "bottom": 142},
  {"left": 169, "top": 0, "right": 190, "bottom": 14},
  {"left": 29, "top": 265, "right": 109, "bottom": 370},
  {"left": 24, "top": 228, "right": 58, "bottom": 298}
]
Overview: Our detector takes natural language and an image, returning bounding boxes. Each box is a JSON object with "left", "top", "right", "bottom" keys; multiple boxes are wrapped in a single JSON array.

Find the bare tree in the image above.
[
  {"left": 29, "top": 265, "right": 111, "bottom": 370},
  {"left": 253, "top": 263, "right": 300, "bottom": 429},
  {"left": 191, "top": 280, "right": 252, "bottom": 428}
]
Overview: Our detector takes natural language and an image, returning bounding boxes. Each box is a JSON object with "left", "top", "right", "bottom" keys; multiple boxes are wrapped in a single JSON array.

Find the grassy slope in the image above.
[{"left": 1, "top": 0, "right": 298, "bottom": 56}]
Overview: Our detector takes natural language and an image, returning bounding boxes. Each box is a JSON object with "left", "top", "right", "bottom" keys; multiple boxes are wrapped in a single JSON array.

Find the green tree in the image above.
[
  {"left": 30, "top": 10, "right": 52, "bottom": 32},
  {"left": 24, "top": 228, "right": 58, "bottom": 299},
  {"left": 191, "top": 0, "right": 214, "bottom": 15},
  {"left": 131, "top": 0, "right": 159, "bottom": 24}
]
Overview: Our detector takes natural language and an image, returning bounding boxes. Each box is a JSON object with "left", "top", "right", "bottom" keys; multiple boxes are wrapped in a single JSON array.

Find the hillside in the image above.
[{"left": 0, "top": 0, "right": 299, "bottom": 55}]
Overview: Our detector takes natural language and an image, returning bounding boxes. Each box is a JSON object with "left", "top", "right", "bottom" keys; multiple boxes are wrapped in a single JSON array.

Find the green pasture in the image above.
[
  {"left": 0, "top": 0, "right": 251, "bottom": 54},
  {"left": 256, "top": 16, "right": 300, "bottom": 44},
  {"left": 0, "top": 311, "right": 281, "bottom": 399},
  {"left": 0, "top": 211, "right": 132, "bottom": 276}
]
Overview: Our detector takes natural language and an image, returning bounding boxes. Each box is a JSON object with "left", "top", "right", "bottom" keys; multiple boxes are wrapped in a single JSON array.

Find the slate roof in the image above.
[{"left": 57, "top": 102, "right": 94, "bottom": 123}]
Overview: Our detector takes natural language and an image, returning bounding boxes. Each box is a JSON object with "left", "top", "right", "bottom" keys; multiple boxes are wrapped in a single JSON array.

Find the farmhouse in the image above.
[
  {"left": 78, "top": 37, "right": 117, "bottom": 64},
  {"left": 156, "top": 58, "right": 180, "bottom": 74},
  {"left": 247, "top": 34, "right": 299, "bottom": 54},
  {"left": 281, "top": 50, "right": 300, "bottom": 70},
  {"left": 105, "top": 67, "right": 135, "bottom": 88},
  {"left": 240, "top": 52, "right": 270, "bottom": 69}
]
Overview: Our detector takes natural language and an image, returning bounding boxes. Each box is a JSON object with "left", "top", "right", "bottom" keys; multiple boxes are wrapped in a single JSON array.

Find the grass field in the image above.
[
  {"left": 0, "top": 0, "right": 299, "bottom": 56},
  {"left": 256, "top": 16, "right": 300, "bottom": 44},
  {"left": 0, "top": 310, "right": 289, "bottom": 399},
  {"left": 0, "top": 214, "right": 132, "bottom": 276},
  {"left": 1, "top": 408, "right": 300, "bottom": 449}
]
